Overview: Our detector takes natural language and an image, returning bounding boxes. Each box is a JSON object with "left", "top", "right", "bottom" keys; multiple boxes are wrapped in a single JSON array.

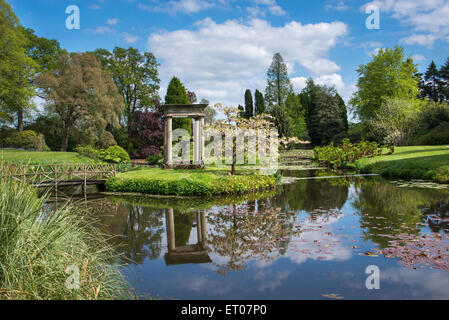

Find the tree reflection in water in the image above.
[
  {"left": 207, "top": 202, "right": 297, "bottom": 275},
  {"left": 90, "top": 200, "right": 165, "bottom": 265}
]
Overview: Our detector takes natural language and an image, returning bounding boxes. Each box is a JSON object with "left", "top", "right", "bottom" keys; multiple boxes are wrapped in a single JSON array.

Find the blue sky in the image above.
[{"left": 9, "top": 0, "right": 449, "bottom": 109}]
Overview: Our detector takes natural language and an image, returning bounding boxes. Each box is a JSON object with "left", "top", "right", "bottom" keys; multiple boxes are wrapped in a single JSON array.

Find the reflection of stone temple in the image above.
[{"left": 164, "top": 208, "right": 212, "bottom": 266}]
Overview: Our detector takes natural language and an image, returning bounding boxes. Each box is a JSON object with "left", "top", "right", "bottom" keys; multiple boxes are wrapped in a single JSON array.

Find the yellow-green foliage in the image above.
[{"left": 106, "top": 168, "right": 276, "bottom": 196}]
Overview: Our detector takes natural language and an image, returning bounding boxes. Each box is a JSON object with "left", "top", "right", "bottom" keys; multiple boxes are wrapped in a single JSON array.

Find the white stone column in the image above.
[
  {"left": 165, "top": 117, "right": 173, "bottom": 165},
  {"left": 192, "top": 118, "right": 197, "bottom": 164},
  {"left": 200, "top": 211, "right": 207, "bottom": 249},
  {"left": 196, "top": 211, "right": 202, "bottom": 243},
  {"left": 200, "top": 117, "right": 205, "bottom": 163},
  {"left": 193, "top": 118, "right": 201, "bottom": 165},
  {"left": 166, "top": 208, "right": 175, "bottom": 252}
]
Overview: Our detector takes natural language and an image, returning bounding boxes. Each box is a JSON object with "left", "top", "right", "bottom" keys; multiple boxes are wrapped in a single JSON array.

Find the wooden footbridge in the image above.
[{"left": 1, "top": 163, "right": 117, "bottom": 189}]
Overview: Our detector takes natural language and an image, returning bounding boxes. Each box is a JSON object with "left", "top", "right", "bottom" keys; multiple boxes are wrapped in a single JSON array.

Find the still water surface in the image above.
[{"left": 85, "top": 170, "right": 449, "bottom": 299}]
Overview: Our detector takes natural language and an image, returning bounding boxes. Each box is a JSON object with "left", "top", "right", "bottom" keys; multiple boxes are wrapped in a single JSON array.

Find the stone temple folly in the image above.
[{"left": 162, "top": 104, "right": 207, "bottom": 169}]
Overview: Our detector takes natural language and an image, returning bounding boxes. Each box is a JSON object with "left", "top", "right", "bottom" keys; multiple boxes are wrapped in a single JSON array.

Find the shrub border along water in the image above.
[
  {"left": 313, "top": 139, "right": 392, "bottom": 169},
  {"left": 0, "top": 181, "right": 131, "bottom": 300},
  {"left": 106, "top": 170, "right": 278, "bottom": 197}
]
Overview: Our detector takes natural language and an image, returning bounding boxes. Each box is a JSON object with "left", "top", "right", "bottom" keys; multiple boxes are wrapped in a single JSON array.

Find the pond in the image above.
[{"left": 74, "top": 170, "right": 449, "bottom": 300}]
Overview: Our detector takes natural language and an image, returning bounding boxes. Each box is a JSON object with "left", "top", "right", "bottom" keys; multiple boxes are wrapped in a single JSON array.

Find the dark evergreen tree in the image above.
[
  {"left": 165, "top": 77, "right": 191, "bottom": 133},
  {"left": 265, "top": 53, "right": 293, "bottom": 109},
  {"left": 255, "top": 89, "right": 265, "bottom": 114},
  {"left": 336, "top": 93, "right": 349, "bottom": 131},
  {"left": 440, "top": 58, "right": 449, "bottom": 102},
  {"left": 301, "top": 80, "right": 346, "bottom": 146},
  {"left": 421, "top": 61, "right": 443, "bottom": 102},
  {"left": 271, "top": 104, "right": 292, "bottom": 139},
  {"left": 238, "top": 105, "right": 244, "bottom": 115},
  {"left": 244, "top": 89, "right": 254, "bottom": 118}
]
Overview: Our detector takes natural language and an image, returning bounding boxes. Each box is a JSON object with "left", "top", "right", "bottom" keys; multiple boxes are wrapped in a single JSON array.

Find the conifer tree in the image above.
[
  {"left": 165, "top": 77, "right": 191, "bottom": 133},
  {"left": 265, "top": 53, "right": 293, "bottom": 109},
  {"left": 255, "top": 89, "right": 265, "bottom": 115},
  {"left": 244, "top": 89, "right": 254, "bottom": 118}
]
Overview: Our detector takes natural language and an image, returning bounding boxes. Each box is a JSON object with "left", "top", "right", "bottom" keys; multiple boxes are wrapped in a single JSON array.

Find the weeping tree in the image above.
[
  {"left": 36, "top": 53, "right": 124, "bottom": 151},
  {"left": 206, "top": 104, "right": 274, "bottom": 175}
]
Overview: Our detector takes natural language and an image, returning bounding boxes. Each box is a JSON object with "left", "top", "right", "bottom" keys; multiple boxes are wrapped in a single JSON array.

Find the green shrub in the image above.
[
  {"left": 146, "top": 154, "right": 163, "bottom": 165},
  {"left": 314, "top": 139, "right": 386, "bottom": 169},
  {"left": 0, "top": 181, "right": 131, "bottom": 300},
  {"left": 95, "top": 131, "right": 117, "bottom": 149},
  {"left": 411, "top": 122, "right": 449, "bottom": 146},
  {"left": 106, "top": 174, "right": 276, "bottom": 196},
  {"left": 2, "top": 130, "right": 50, "bottom": 151},
  {"left": 99, "top": 146, "right": 130, "bottom": 164},
  {"left": 76, "top": 145, "right": 100, "bottom": 159}
]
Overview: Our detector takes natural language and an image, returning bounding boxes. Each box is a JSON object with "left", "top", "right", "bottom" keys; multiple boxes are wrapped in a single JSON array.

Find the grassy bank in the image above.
[
  {"left": 356, "top": 146, "right": 449, "bottom": 183},
  {"left": 106, "top": 167, "right": 278, "bottom": 196},
  {"left": 0, "top": 181, "right": 131, "bottom": 300},
  {"left": 0, "top": 149, "right": 101, "bottom": 165}
]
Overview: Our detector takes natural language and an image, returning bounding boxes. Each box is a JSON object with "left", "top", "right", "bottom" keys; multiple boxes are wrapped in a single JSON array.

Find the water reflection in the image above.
[
  {"left": 164, "top": 209, "right": 211, "bottom": 266},
  {"left": 79, "top": 176, "right": 449, "bottom": 299}
]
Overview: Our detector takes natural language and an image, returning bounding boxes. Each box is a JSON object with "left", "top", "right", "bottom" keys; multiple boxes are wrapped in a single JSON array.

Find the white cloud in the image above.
[
  {"left": 286, "top": 74, "right": 356, "bottom": 103},
  {"left": 248, "top": 0, "right": 286, "bottom": 17},
  {"left": 401, "top": 34, "right": 437, "bottom": 47},
  {"left": 325, "top": 0, "right": 350, "bottom": 11},
  {"left": 139, "top": 0, "right": 215, "bottom": 15},
  {"left": 89, "top": 4, "right": 101, "bottom": 10},
  {"left": 382, "top": 268, "right": 449, "bottom": 299},
  {"left": 147, "top": 18, "right": 348, "bottom": 107},
  {"left": 122, "top": 32, "right": 140, "bottom": 44},
  {"left": 412, "top": 54, "right": 426, "bottom": 61},
  {"left": 364, "top": 0, "right": 449, "bottom": 46},
  {"left": 86, "top": 26, "right": 115, "bottom": 34},
  {"left": 106, "top": 18, "right": 120, "bottom": 26}
]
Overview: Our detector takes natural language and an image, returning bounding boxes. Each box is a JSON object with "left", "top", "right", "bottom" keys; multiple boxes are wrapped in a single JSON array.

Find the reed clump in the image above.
[{"left": 0, "top": 181, "right": 131, "bottom": 300}]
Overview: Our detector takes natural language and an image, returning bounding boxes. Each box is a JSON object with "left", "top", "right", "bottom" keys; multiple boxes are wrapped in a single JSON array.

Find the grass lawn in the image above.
[
  {"left": 0, "top": 149, "right": 101, "bottom": 165},
  {"left": 106, "top": 167, "right": 278, "bottom": 196},
  {"left": 356, "top": 146, "right": 449, "bottom": 183}
]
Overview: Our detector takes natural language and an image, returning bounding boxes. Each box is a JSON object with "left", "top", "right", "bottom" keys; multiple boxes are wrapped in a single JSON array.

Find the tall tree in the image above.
[
  {"left": 23, "top": 28, "right": 65, "bottom": 73},
  {"left": 302, "top": 81, "right": 346, "bottom": 146},
  {"left": 93, "top": 47, "right": 160, "bottom": 144},
  {"left": 0, "top": 0, "right": 36, "bottom": 131},
  {"left": 299, "top": 78, "right": 319, "bottom": 131},
  {"left": 271, "top": 104, "right": 292, "bottom": 139},
  {"left": 255, "top": 89, "right": 265, "bottom": 115},
  {"left": 421, "top": 61, "right": 443, "bottom": 102},
  {"left": 265, "top": 53, "right": 293, "bottom": 109},
  {"left": 336, "top": 93, "right": 349, "bottom": 131},
  {"left": 165, "top": 77, "right": 191, "bottom": 133},
  {"left": 350, "top": 46, "right": 419, "bottom": 123},
  {"left": 285, "top": 93, "right": 306, "bottom": 139},
  {"left": 36, "top": 53, "right": 124, "bottom": 151},
  {"left": 22, "top": 28, "right": 65, "bottom": 133},
  {"left": 440, "top": 58, "right": 449, "bottom": 102},
  {"left": 244, "top": 89, "right": 254, "bottom": 118}
]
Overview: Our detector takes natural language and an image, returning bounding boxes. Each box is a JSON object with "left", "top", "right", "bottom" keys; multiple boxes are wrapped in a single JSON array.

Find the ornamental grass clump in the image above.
[{"left": 0, "top": 181, "right": 131, "bottom": 300}]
